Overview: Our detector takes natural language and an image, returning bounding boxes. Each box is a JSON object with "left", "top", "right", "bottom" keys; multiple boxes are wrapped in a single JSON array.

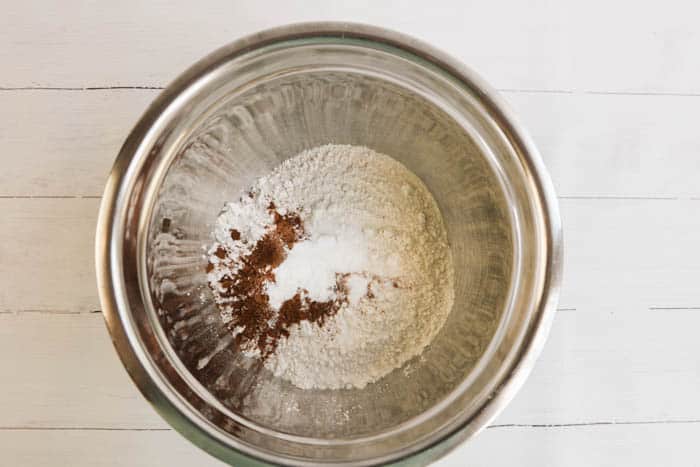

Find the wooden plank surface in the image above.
[
  {"left": 2, "top": 197, "right": 699, "bottom": 463},
  {"left": 2, "top": 307, "right": 699, "bottom": 430},
  {"left": 456, "top": 423, "right": 700, "bottom": 467},
  {"left": 3, "top": 197, "right": 699, "bottom": 313},
  {"left": 2, "top": 1, "right": 700, "bottom": 465},
  {"left": 0, "top": 430, "right": 222, "bottom": 467},
  {"left": 507, "top": 92, "right": 700, "bottom": 199},
  {"left": 3, "top": 89, "right": 700, "bottom": 198},
  {"left": 3, "top": 1, "right": 700, "bottom": 95},
  {"left": 0, "top": 90, "right": 157, "bottom": 198},
  {"left": 2, "top": 422, "right": 699, "bottom": 467},
  {"left": 0, "top": 199, "right": 99, "bottom": 313},
  {"left": 0, "top": 313, "right": 164, "bottom": 430}
]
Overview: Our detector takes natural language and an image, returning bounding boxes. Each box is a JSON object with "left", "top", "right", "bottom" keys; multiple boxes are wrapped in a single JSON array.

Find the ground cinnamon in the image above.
[{"left": 209, "top": 202, "right": 346, "bottom": 358}]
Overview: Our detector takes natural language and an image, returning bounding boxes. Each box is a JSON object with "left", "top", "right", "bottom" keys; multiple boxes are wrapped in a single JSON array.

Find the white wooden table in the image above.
[{"left": 2, "top": 1, "right": 699, "bottom": 466}]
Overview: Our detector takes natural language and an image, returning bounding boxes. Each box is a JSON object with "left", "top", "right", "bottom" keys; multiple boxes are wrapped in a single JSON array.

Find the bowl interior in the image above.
[{"left": 138, "top": 37, "right": 528, "bottom": 464}]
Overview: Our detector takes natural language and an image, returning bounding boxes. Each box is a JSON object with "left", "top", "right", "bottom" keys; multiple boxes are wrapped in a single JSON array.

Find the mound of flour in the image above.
[{"left": 209, "top": 144, "right": 454, "bottom": 390}]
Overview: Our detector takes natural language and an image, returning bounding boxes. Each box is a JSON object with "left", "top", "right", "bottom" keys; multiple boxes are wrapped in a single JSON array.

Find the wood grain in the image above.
[
  {"left": 559, "top": 198, "right": 700, "bottom": 310},
  {"left": 2, "top": 423, "right": 699, "bottom": 467},
  {"left": 0, "top": 90, "right": 157, "bottom": 197},
  {"left": 0, "top": 199, "right": 99, "bottom": 313},
  {"left": 2, "top": 1, "right": 700, "bottom": 95},
  {"left": 3, "top": 90, "right": 700, "bottom": 198},
  {"left": 440, "top": 423, "right": 700, "bottom": 467},
  {"left": 2, "top": 309, "right": 699, "bottom": 431},
  {"left": 0, "top": 429, "right": 223, "bottom": 467},
  {"left": 506, "top": 92, "right": 700, "bottom": 199},
  {"left": 2, "top": 197, "right": 699, "bottom": 313},
  {"left": 0, "top": 313, "right": 165, "bottom": 430},
  {"left": 3, "top": 2, "right": 700, "bottom": 465}
]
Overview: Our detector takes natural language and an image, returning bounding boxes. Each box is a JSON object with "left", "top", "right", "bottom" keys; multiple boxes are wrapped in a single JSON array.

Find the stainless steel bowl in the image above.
[{"left": 96, "top": 22, "right": 562, "bottom": 466}]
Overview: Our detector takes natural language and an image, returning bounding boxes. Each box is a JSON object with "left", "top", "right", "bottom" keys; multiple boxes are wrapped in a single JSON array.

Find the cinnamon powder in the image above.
[{"left": 210, "top": 203, "right": 345, "bottom": 358}]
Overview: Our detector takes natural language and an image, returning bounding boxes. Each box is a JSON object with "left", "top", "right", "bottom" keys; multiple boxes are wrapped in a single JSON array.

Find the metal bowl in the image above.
[{"left": 96, "top": 22, "right": 562, "bottom": 466}]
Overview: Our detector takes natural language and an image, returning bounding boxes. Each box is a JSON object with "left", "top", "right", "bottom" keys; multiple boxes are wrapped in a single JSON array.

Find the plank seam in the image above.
[
  {"left": 0, "top": 86, "right": 164, "bottom": 91},
  {"left": 3, "top": 419, "right": 699, "bottom": 432},
  {"left": 2, "top": 86, "right": 700, "bottom": 98},
  {"left": 0, "top": 310, "right": 102, "bottom": 315},
  {"left": 489, "top": 419, "right": 700, "bottom": 429},
  {"left": 0, "top": 427, "right": 170, "bottom": 431},
  {"left": 0, "top": 195, "right": 102, "bottom": 199},
  {"left": 500, "top": 89, "right": 700, "bottom": 97},
  {"left": 3, "top": 195, "right": 698, "bottom": 201}
]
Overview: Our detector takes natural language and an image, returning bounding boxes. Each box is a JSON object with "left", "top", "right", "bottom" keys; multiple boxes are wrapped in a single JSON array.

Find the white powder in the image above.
[
  {"left": 208, "top": 144, "right": 454, "bottom": 390},
  {"left": 266, "top": 231, "right": 369, "bottom": 309}
]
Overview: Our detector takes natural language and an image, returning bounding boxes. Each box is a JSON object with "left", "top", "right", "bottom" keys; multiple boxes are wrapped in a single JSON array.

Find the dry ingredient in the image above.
[{"left": 207, "top": 144, "right": 454, "bottom": 390}]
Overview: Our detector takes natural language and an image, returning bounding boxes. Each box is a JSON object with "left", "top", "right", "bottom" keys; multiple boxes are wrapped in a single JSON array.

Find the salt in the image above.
[{"left": 265, "top": 232, "right": 369, "bottom": 309}]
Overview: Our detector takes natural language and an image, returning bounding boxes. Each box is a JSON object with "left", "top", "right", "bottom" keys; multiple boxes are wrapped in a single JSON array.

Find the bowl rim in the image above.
[{"left": 96, "top": 21, "right": 562, "bottom": 466}]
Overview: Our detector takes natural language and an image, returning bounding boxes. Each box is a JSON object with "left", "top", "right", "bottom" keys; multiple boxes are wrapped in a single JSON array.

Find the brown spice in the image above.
[
  {"left": 273, "top": 212, "right": 303, "bottom": 247},
  {"left": 210, "top": 201, "right": 343, "bottom": 358},
  {"left": 249, "top": 235, "right": 285, "bottom": 269},
  {"left": 230, "top": 229, "right": 241, "bottom": 241}
]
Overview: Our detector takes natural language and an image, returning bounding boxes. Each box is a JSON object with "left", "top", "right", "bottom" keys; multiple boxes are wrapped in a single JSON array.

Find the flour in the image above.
[{"left": 207, "top": 144, "right": 454, "bottom": 390}]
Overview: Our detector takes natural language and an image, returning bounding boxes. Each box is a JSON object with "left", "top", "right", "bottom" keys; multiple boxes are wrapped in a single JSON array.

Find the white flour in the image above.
[{"left": 208, "top": 144, "right": 454, "bottom": 389}]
